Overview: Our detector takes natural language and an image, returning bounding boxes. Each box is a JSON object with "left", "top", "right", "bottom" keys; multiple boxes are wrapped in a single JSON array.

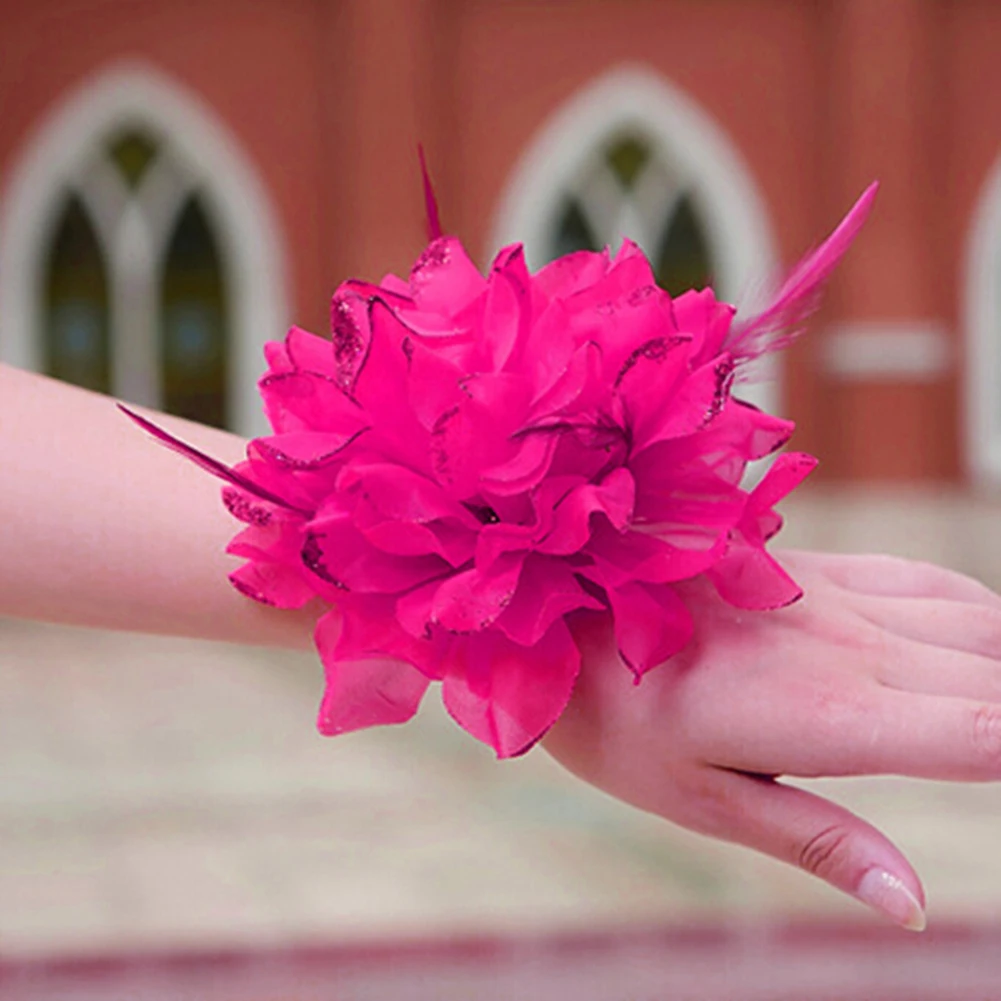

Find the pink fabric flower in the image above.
[{"left": 125, "top": 183, "right": 877, "bottom": 758}]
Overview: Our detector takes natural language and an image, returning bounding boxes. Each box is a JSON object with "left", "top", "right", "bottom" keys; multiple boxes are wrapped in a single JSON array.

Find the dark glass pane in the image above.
[
  {"left": 44, "top": 196, "right": 111, "bottom": 394},
  {"left": 605, "top": 136, "right": 650, "bottom": 190},
  {"left": 551, "top": 198, "right": 600, "bottom": 258},
  {"left": 160, "top": 197, "right": 228, "bottom": 428},
  {"left": 654, "top": 194, "right": 712, "bottom": 297},
  {"left": 107, "top": 130, "right": 159, "bottom": 190}
]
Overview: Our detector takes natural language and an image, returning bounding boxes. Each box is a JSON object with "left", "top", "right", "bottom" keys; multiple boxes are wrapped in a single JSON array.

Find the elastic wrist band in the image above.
[{"left": 124, "top": 176, "right": 877, "bottom": 758}]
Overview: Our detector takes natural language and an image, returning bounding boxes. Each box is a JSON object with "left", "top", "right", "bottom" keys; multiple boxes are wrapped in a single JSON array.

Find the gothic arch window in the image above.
[
  {"left": 965, "top": 153, "right": 1001, "bottom": 487},
  {"left": 44, "top": 194, "right": 111, "bottom": 395},
  {"left": 490, "top": 65, "right": 779, "bottom": 413},
  {"left": 160, "top": 196, "right": 228, "bottom": 427},
  {"left": 548, "top": 133, "right": 713, "bottom": 297},
  {"left": 0, "top": 63, "right": 289, "bottom": 436}
]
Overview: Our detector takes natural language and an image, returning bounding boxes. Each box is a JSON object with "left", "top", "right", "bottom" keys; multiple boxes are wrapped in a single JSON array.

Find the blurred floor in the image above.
[{"left": 4, "top": 487, "right": 1001, "bottom": 960}]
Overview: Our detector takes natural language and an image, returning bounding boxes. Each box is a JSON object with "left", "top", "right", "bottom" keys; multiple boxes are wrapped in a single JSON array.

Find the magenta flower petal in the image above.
[
  {"left": 495, "top": 556, "right": 602, "bottom": 646},
  {"left": 328, "top": 594, "right": 446, "bottom": 680},
  {"left": 748, "top": 451, "right": 819, "bottom": 513},
  {"left": 337, "top": 462, "right": 475, "bottom": 526},
  {"left": 481, "top": 247, "right": 531, "bottom": 371},
  {"left": 533, "top": 248, "right": 610, "bottom": 299},
  {"left": 674, "top": 289, "right": 736, "bottom": 364},
  {"left": 441, "top": 619, "right": 581, "bottom": 758},
  {"left": 285, "top": 325, "right": 338, "bottom": 376},
  {"left": 259, "top": 371, "right": 366, "bottom": 435},
  {"left": 480, "top": 432, "right": 559, "bottom": 496},
  {"left": 357, "top": 516, "right": 475, "bottom": 565},
  {"left": 253, "top": 429, "right": 368, "bottom": 470},
  {"left": 540, "top": 469, "right": 635, "bottom": 555},
  {"left": 409, "top": 236, "right": 486, "bottom": 315},
  {"left": 431, "top": 553, "right": 524, "bottom": 632},
  {"left": 228, "top": 560, "right": 315, "bottom": 609},
  {"left": 317, "top": 653, "right": 431, "bottom": 735},
  {"left": 708, "top": 547, "right": 804, "bottom": 610},
  {"left": 316, "top": 608, "right": 434, "bottom": 735},
  {"left": 404, "top": 337, "right": 467, "bottom": 430},
  {"left": 588, "top": 519, "right": 723, "bottom": 584},
  {"left": 606, "top": 580, "right": 694, "bottom": 680},
  {"left": 306, "top": 519, "right": 448, "bottom": 594}
]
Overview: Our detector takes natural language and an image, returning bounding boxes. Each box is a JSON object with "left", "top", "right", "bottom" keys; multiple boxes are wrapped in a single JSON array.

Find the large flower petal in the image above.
[
  {"left": 431, "top": 553, "right": 524, "bottom": 632},
  {"left": 259, "top": 371, "right": 367, "bottom": 436},
  {"left": 326, "top": 595, "right": 446, "bottom": 679},
  {"left": 441, "top": 619, "right": 581, "bottom": 758},
  {"left": 409, "top": 236, "right": 487, "bottom": 315},
  {"left": 708, "top": 547, "right": 803, "bottom": 610},
  {"left": 305, "top": 519, "right": 448, "bottom": 593},
  {"left": 495, "top": 556, "right": 602, "bottom": 646},
  {"left": 228, "top": 561, "right": 316, "bottom": 609},
  {"left": 605, "top": 580, "right": 693, "bottom": 680},
  {"left": 315, "top": 607, "right": 436, "bottom": 736}
]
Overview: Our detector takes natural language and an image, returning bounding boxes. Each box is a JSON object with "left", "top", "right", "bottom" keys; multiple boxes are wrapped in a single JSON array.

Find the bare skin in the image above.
[
  {"left": 546, "top": 552, "right": 1001, "bottom": 930},
  {"left": 5, "top": 362, "right": 999, "bottom": 930}
]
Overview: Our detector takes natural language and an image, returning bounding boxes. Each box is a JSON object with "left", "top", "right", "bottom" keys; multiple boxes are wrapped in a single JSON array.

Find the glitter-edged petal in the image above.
[{"left": 441, "top": 619, "right": 581, "bottom": 758}]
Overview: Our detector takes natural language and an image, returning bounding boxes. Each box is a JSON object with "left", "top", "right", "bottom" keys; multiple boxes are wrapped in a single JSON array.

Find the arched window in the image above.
[
  {"left": 490, "top": 66, "right": 779, "bottom": 413},
  {"left": 44, "top": 195, "right": 111, "bottom": 395},
  {"left": 0, "top": 63, "right": 289, "bottom": 436},
  {"left": 548, "top": 133, "right": 713, "bottom": 296},
  {"left": 32, "top": 125, "right": 231, "bottom": 427},
  {"left": 161, "top": 196, "right": 227, "bottom": 427}
]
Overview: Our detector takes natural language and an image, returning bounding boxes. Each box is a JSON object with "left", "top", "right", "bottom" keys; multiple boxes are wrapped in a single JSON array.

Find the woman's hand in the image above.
[{"left": 544, "top": 550, "right": 1001, "bottom": 931}]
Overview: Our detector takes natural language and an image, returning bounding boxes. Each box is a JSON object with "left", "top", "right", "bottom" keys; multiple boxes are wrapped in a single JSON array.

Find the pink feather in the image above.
[
  {"left": 118, "top": 404, "right": 311, "bottom": 516},
  {"left": 418, "top": 144, "right": 443, "bottom": 242},
  {"left": 725, "top": 182, "right": 879, "bottom": 367}
]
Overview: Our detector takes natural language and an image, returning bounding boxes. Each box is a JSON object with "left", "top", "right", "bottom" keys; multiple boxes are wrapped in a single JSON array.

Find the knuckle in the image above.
[
  {"left": 796, "top": 824, "right": 853, "bottom": 878},
  {"left": 971, "top": 608, "right": 1001, "bottom": 658},
  {"left": 971, "top": 704, "right": 1001, "bottom": 768}
]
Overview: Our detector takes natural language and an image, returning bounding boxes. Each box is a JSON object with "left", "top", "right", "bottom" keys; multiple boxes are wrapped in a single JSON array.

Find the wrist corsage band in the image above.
[{"left": 124, "top": 174, "right": 876, "bottom": 758}]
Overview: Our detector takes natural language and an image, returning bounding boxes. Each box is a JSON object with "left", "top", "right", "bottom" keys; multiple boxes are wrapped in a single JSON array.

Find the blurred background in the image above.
[{"left": 4, "top": 0, "right": 1001, "bottom": 997}]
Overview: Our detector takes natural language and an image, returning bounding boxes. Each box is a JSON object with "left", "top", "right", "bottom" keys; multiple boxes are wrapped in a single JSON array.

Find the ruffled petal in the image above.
[
  {"left": 228, "top": 561, "right": 315, "bottom": 609},
  {"left": 286, "top": 325, "right": 339, "bottom": 377},
  {"left": 259, "top": 371, "right": 367, "bottom": 435},
  {"left": 748, "top": 451, "right": 818, "bottom": 514},
  {"left": 337, "top": 462, "right": 475, "bottom": 526},
  {"left": 587, "top": 518, "right": 723, "bottom": 584},
  {"left": 708, "top": 547, "right": 803, "bottom": 610},
  {"left": 431, "top": 553, "right": 524, "bottom": 632},
  {"left": 673, "top": 289, "right": 736, "bottom": 364},
  {"left": 252, "top": 429, "right": 368, "bottom": 470},
  {"left": 317, "top": 654, "right": 431, "bottom": 736},
  {"left": 540, "top": 468, "right": 635, "bottom": 555},
  {"left": 482, "top": 245, "right": 532, "bottom": 371},
  {"left": 305, "top": 519, "right": 448, "bottom": 593},
  {"left": 315, "top": 607, "right": 437, "bottom": 735},
  {"left": 605, "top": 580, "right": 693, "bottom": 680},
  {"left": 326, "top": 595, "right": 446, "bottom": 679},
  {"left": 533, "top": 247, "right": 610, "bottom": 299},
  {"left": 409, "top": 236, "right": 487, "bottom": 315},
  {"left": 441, "top": 619, "right": 581, "bottom": 758},
  {"left": 495, "top": 556, "right": 602, "bottom": 646}
]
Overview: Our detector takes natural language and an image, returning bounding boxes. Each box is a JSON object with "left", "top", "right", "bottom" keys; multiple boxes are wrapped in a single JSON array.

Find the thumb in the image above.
[{"left": 694, "top": 768, "right": 926, "bottom": 931}]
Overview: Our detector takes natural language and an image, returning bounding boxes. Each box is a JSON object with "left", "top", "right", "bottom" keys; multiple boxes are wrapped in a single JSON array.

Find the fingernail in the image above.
[{"left": 856, "top": 868, "right": 926, "bottom": 932}]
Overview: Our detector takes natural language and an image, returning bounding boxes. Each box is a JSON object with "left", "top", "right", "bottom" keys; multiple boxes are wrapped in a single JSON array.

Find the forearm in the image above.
[{"left": 0, "top": 364, "right": 320, "bottom": 648}]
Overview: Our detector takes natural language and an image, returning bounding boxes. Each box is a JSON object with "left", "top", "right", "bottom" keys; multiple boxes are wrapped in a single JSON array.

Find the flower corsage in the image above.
[{"left": 125, "top": 178, "right": 877, "bottom": 758}]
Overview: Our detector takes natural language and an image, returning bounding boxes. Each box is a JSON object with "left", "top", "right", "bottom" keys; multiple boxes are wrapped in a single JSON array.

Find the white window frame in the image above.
[
  {"left": 965, "top": 153, "right": 1001, "bottom": 488},
  {"left": 488, "top": 65, "right": 781, "bottom": 415},
  {"left": 0, "top": 61, "right": 290, "bottom": 435}
]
